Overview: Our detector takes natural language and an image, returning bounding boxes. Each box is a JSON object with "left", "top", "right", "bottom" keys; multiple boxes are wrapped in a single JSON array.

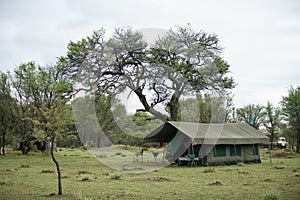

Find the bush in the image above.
[
  {"left": 110, "top": 173, "right": 121, "bottom": 180},
  {"left": 203, "top": 167, "right": 215, "bottom": 173},
  {"left": 78, "top": 170, "right": 88, "bottom": 175},
  {"left": 57, "top": 134, "right": 82, "bottom": 148},
  {"left": 264, "top": 193, "right": 278, "bottom": 200},
  {"left": 81, "top": 176, "right": 91, "bottom": 182},
  {"left": 237, "top": 162, "right": 245, "bottom": 166},
  {"left": 41, "top": 169, "right": 54, "bottom": 173}
]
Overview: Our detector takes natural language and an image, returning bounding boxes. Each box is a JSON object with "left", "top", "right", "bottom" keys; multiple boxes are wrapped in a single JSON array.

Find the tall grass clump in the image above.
[{"left": 264, "top": 192, "right": 279, "bottom": 200}]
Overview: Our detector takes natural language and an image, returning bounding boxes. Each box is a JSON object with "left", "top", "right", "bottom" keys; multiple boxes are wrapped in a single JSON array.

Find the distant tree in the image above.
[
  {"left": 264, "top": 101, "right": 282, "bottom": 149},
  {"left": 62, "top": 25, "right": 234, "bottom": 122},
  {"left": 178, "top": 94, "right": 234, "bottom": 123},
  {"left": 281, "top": 86, "right": 300, "bottom": 153},
  {"left": 131, "top": 112, "right": 151, "bottom": 127},
  {"left": 236, "top": 104, "right": 266, "bottom": 129},
  {"left": 72, "top": 94, "right": 126, "bottom": 147},
  {"left": 55, "top": 104, "right": 81, "bottom": 148},
  {"left": 224, "top": 95, "right": 235, "bottom": 123},
  {"left": 11, "top": 64, "right": 37, "bottom": 154},
  {"left": 0, "top": 71, "right": 15, "bottom": 155}
]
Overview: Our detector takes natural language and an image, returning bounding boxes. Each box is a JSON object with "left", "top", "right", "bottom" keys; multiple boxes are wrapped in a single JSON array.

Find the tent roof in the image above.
[{"left": 145, "top": 121, "right": 269, "bottom": 145}]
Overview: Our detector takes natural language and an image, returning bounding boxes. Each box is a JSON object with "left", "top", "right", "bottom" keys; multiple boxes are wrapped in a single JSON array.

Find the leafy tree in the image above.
[
  {"left": 0, "top": 71, "right": 15, "bottom": 155},
  {"left": 12, "top": 61, "right": 73, "bottom": 195},
  {"left": 72, "top": 94, "right": 126, "bottom": 147},
  {"left": 11, "top": 63, "right": 37, "bottom": 154},
  {"left": 178, "top": 93, "right": 234, "bottom": 123},
  {"left": 55, "top": 104, "right": 81, "bottom": 148},
  {"left": 281, "top": 86, "right": 300, "bottom": 153},
  {"left": 236, "top": 104, "right": 266, "bottom": 129},
  {"left": 264, "top": 101, "right": 282, "bottom": 149},
  {"left": 62, "top": 25, "right": 234, "bottom": 122},
  {"left": 130, "top": 112, "right": 152, "bottom": 127},
  {"left": 151, "top": 27, "right": 235, "bottom": 120}
]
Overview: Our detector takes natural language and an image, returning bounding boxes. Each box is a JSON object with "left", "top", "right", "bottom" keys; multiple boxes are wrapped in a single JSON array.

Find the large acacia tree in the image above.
[
  {"left": 62, "top": 25, "right": 234, "bottom": 121},
  {"left": 281, "top": 86, "right": 300, "bottom": 153}
]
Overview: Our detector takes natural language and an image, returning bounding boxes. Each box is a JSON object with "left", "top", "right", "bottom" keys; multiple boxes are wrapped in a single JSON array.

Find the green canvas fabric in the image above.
[{"left": 145, "top": 121, "right": 268, "bottom": 145}]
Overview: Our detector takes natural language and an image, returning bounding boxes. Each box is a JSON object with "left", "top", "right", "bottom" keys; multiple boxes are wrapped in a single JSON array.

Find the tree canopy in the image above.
[
  {"left": 62, "top": 25, "right": 235, "bottom": 122},
  {"left": 281, "top": 86, "right": 300, "bottom": 153},
  {"left": 236, "top": 104, "right": 266, "bottom": 129}
]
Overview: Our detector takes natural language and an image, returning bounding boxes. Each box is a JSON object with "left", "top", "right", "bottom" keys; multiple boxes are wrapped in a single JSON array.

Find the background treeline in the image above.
[
  {"left": 0, "top": 25, "right": 300, "bottom": 156},
  {"left": 1, "top": 63, "right": 299, "bottom": 154}
]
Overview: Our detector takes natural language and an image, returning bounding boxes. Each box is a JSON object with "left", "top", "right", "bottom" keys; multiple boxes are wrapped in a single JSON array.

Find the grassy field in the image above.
[{"left": 0, "top": 147, "right": 300, "bottom": 200}]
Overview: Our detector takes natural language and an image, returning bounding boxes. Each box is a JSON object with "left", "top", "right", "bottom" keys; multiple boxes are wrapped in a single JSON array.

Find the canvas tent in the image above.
[{"left": 145, "top": 121, "right": 269, "bottom": 166}]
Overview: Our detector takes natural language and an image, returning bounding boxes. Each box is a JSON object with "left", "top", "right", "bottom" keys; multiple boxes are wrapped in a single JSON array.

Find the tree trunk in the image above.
[
  {"left": 97, "top": 135, "right": 100, "bottom": 148},
  {"left": 19, "top": 141, "right": 27, "bottom": 155},
  {"left": 169, "top": 94, "right": 179, "bottom": 121},
  {"left": 50, "top": 136, "right": 62, "bottom": 195},
  {"left": 270, "top": 130, "right": 274, "bottom": 150},
  {"left": 134, "top": 87, "right": 168, "bottom": 121},
  {"left": 1, "top": 128, "right": 5, "bottom": 156},
  {"left": 296, "top": 132, "right": 300, "bottom": 154}
]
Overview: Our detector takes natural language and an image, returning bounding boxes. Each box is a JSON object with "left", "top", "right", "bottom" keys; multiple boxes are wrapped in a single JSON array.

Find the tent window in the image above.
[
  {"left": 213, "top": 145, "right": 226, "bottom": 157},
  {"left": 230, "top": 145, "right": 242, "bottom": 156},
  {"left": 253, "top": 144, "right": 259, "bottom": 155}
]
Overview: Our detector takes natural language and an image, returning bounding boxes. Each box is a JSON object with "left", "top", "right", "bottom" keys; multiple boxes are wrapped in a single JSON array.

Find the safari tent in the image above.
[{"left": 145, "top": 121, "right": 268, "bottom": 166}]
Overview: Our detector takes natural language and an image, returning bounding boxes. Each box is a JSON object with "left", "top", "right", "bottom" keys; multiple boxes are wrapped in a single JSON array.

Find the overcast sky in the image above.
[{"left": 0, "top": 0, "right": 299, "bottom": 108}]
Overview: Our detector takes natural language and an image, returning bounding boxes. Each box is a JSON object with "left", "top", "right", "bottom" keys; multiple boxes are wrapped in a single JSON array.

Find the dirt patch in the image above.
[
  {"left": 272, "top": 151, "right": 297, "bottom": 158},
  {"left": 274, "top": 166, "right": 285, "bottom": 169},
  {"left": 243, "top": 183, "right": 251, "bottom": 186},
  {"left": 238, "top": 171, "right": 249, "bottom": 175},
  {"left": 0, "top": 181, "right": 13, "bottom": 185},
  {"left": 107, "top": 193, "right": 139, "bottom": 199},
  {"left": 135, "top": 177, "right": 171, "bottom": 182},
  {"left": 209, "top": 181, "right": 222, "bottom": 186},
  {"left": 41, "top": 169, "right": 55, "bottom": 173}
]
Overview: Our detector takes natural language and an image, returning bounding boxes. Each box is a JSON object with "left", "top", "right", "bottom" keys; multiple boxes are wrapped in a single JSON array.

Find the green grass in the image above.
[{"left": 0, "top": 148, "right": 300, "bottom": 199}]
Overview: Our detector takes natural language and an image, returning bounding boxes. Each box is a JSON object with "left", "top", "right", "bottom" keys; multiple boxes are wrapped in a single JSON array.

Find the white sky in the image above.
[{"left": 0, "top": 0, "right": 299, "bottom": 108}]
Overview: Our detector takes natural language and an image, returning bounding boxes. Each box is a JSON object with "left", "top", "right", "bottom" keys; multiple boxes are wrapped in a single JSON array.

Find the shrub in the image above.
[
  {"left": 79, "top": 170, "right": 88, "bottom": 175},
  {"left": 110, "top": 173, "right": 121, "bottom": 180},
  {"left": 41, "top": 169, "right": 54, "bottom": 173},
  {"left": 203, "top": 167, "right": 215, "bottom": 173},
  {"left": 237, "top": 162, "right": 245, "bottom": 166},
  {"left": 264, "top": 193, "right": 279, "bottom": 200},
  {"left": 20, "top": 164, "right": 29, "bottom": 168},
  {"left": 81, "top": 176, "right": 91, "bottom": 182}
]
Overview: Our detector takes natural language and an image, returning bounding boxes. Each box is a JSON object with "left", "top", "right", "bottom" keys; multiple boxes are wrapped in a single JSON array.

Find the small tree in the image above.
[
  {"left": 178, "top": 94, "right": 233, "bottom": 123},
  {"left": 281, "top": 86, "right": 300, "bottom": 153},
  {"left": 264, "top": 101, "right": 281, "bottom": 149},
  {"left": 236, "top": 104, "right": 266, "bottom": 129},
  {"left": 13, "top": 62, "right": 73, "bottom": 195}
]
